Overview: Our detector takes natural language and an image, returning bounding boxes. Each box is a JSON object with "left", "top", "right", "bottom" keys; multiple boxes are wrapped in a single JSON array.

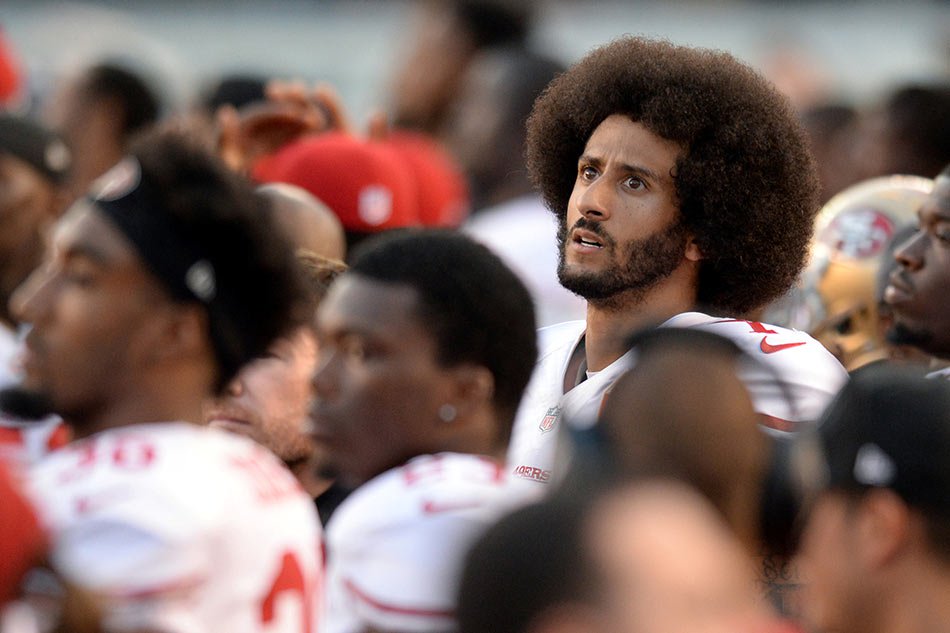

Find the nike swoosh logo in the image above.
[{"left": 760, "top": 337, "right": 806, "bottom": 354}]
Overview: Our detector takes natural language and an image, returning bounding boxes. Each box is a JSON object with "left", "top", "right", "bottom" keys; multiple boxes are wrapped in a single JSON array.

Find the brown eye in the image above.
[{"left": 623, "top": 176, "right": 645, "bottom": 190}]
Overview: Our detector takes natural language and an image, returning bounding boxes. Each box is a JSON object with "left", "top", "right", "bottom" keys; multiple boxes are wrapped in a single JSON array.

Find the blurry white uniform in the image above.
[
  {"left": 464, "top": 195, "right": 586, "bottom": 327},
  {"left": 29, "top": 422, "right": 323, "bottom": 633},
  {"left": 322, "top": 453, "right": 540, "bottom": 633},
  {"left": 0, "top": 324, "right": 66, "bottom": 468},
  {"left": 507, "top": 312, "right": 849, "bottom": 484}
]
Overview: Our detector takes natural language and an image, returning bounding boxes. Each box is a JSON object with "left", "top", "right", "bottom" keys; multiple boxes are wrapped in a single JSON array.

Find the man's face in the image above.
[
  {"left": 0, "top": 154, "right": 59, "bottom": 324},
  {"left": 558, "top": 115, "right": 688, "bottom": 304},
  {"left": 10, "top": 202, "right": 169, "bottom": 425},
  {"left": 796, "top": 493, "right": 865, "bottom": 633},
  {"left": 204, "top": 326, "right": 318, "bottom": 467},
  {"left": 884, "top": 176, "right": 950, "bottom": 356},
  {"left": 309, "top": 274, "right": 454, "bottom": 487}
]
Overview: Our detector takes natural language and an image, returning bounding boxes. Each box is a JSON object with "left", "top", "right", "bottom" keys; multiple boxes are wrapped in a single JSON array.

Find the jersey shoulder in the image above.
[
  {"left": 324, "top": 454, "right": 534, "bottom": 632},
  {"left": 30, "top": 423, "right": 308, "bottom": 532},
  {"left": 666, "top": 312, "right": 845, "bottom": 370},
  {"left": 537, "top": 320, "right": 585, "bottom": 354},
  {"left": 328, "top": 453, "right": 525, "bottom": 542}
]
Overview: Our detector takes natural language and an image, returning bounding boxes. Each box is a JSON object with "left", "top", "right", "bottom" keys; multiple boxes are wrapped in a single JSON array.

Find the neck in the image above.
[
  {"left": 70, "top": 396, "right": 204, "bottom": 440},
  {"left": 70, "top": 367, "right": 214, "bottom": 440},
  {"left": 292, "top": 457, "right": 334, "bottom": 500},
  {"left": 873, "top": 563, "right": 950, "bottom": 633},
  {"left": 583, "top": 272, "right": 697, "bottom": 372}
]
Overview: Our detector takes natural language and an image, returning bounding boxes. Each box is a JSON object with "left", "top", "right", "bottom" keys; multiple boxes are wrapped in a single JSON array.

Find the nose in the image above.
[
  {"left": 310, "top": 348, "right": 340, "bottom": 399},
  {"left": 894, "top": 230, "right": 925, "bottom": 272},
  {"left": 10, "top": 266, "right": 51, "bottom": 326},
  {"left": 574, "top": 175, "right": 612, "bottom": 222}
]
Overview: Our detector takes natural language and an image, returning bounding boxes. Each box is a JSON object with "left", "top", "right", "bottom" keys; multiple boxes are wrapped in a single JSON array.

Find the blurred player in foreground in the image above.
[
  {"left": 796, "top": 364, "right": 950, "bottom": 633},
  {"left": 12, "top": 131, "right": 322, "bottom": 633}
]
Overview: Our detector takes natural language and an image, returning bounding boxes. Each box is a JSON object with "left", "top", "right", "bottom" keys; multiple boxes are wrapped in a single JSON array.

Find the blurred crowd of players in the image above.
[{"left": 0, "top": 2, "right": 949, "bottom": 633}]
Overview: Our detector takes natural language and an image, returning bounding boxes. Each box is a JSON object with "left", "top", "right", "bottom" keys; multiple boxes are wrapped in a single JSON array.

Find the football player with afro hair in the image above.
[{"left": 507, "top": 36, "right": 847, "bottom": 487}]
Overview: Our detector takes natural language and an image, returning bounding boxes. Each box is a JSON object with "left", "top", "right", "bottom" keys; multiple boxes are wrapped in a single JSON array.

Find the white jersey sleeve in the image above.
[
  {"left": 29, "top": 423, "right": 322, "bottom": 633},
  {"left": 322, "top": 453, "right": 540, "bottom": 633}
]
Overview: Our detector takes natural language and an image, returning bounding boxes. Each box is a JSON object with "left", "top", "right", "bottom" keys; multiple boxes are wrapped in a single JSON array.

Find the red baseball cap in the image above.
[
  {"left": 386, "top": 131, "right": 470, "bottom": 228},
  {"left": 253, "top": 132, "right": 420, "bottom": 233}
]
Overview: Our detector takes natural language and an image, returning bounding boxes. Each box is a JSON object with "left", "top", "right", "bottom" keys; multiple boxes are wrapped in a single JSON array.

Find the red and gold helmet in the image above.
[{"left": 765, "top": 176, "right": 932, "bottom": 371}]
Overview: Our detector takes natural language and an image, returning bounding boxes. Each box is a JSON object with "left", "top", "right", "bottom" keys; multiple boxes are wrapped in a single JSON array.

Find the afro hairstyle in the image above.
[{"left": 526, "top": 37, "right": 820, "bottom": 315}]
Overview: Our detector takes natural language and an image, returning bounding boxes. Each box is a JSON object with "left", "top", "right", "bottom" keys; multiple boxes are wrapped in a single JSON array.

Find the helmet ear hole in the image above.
[{"left": 833, "top": 315, "right": 854, "bottom": 335}]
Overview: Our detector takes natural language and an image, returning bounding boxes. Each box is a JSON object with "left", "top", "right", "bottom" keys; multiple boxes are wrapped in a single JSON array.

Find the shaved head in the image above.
[{"left": 257, "top": 183, "right": 346, "bottom": 261}]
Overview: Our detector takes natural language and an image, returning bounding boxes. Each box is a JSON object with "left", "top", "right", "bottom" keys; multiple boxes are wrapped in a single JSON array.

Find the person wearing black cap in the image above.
[
  {"left": 0, "top": 113, "right": 72, "bottom": 465},
  {"left": 796, "top": 363, "right": 950, "bottom": 633},
  {"left": 13, "top": 130, "right": 323, "bottom": 633}
]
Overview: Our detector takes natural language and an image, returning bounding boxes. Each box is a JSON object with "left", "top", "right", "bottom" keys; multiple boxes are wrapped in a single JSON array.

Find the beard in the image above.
[
  {"left": 886, "top": 321, "right": 934, "bottom": 349},
  {"left": 0, "top": 386, "right": 55, "bottom": 421},
  {"left": 557, "top": 215, "right": 689, "bottom": 308}
]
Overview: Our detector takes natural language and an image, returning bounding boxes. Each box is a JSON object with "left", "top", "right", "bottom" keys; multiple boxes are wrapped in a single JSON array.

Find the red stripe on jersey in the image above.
[
  {"left": 759, "top": 414, "right": 800, "bottom": 433},
  {"left": 343, "top": 577, "right": 454, "bottom": 618}
]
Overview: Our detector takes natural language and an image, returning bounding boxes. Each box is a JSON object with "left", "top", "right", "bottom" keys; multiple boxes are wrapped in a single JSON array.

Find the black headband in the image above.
[{"left": 89, "top": 157, "right": 217, "bottom": 304}]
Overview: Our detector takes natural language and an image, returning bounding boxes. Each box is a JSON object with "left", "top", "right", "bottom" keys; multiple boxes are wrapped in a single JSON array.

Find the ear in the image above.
[
  {"left": 858, "top": 489, "right": 910, "bottom": 569},
  {"left": 445, "top": 363, "right": 495, "bottom": 420},
  {"left": 685, "top": 234, "right": 703, "bottom": 262},
  {"left": 144, "top": 303, "right": 210, "bottom": 364}
]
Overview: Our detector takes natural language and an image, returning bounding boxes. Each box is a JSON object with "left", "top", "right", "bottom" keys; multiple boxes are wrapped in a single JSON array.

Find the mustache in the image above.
[{"left": 558, "top": 216, "right": 616, "bottom": 248}]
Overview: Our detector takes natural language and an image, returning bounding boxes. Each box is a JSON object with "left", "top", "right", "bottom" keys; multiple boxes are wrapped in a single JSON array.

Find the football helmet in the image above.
[{"left": 764, "top": 176, "right": 933, "bottom": 371}]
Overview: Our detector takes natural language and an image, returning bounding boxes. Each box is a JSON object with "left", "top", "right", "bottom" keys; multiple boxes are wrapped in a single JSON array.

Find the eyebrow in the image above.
[{"left": 578, "top": 154, "right": 661, "bottom": 183}]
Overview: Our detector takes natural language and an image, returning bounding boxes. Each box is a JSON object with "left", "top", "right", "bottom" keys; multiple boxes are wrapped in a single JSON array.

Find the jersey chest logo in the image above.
[{"left": 539, "top": 406, "right": 560, "bottom": 434}]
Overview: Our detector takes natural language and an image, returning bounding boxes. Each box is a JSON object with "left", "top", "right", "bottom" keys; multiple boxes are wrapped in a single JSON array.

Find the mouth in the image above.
[
  {"left": 306, "top": 405, "right": 337, "bottom": 443},
  {"left": 884, "top": 272, "right": 913, "bottom": 305},
  {"left": 16, "top": 336, "right": 43, "bottom": 378},
  {"left": 204, "top": 407, "right": 252, "bottom": 428},
  {"left": 571, "top": 228, "right": 606, "bottom": 250}
]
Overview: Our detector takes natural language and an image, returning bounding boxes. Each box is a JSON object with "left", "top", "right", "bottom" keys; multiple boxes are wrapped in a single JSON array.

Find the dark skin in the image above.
[
  {"left": 310, "top": 274, "right": 498, "bottom": 489},
  {"left": 10, "top": 202, "right": 216, "bottom": 437},
  {"left": 0, "top": 153, "right": 64, "bottom": 328},
  {"left": 885, "top": 174, "right": 950, "bottom": 358}
]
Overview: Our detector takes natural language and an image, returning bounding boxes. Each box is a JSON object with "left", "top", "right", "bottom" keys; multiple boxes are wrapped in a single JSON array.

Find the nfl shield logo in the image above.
[{"left": 539, "top": 407, "right": 559, "bottom": 434}]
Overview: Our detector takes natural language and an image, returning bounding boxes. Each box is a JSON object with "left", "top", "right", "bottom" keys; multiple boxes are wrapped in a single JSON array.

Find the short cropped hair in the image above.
[
  {"left": 129, "top": 130, "right": 307, "bottom": 392},
  {"left": 348, "top": 230, "right": 537, "bottom": 435},
  {"left": 80, "top": 63, "right": 160, "bottom": 139},
  {"left": 457, "top": 498, "right": 594, "bottom": 633},
  {"left": 526, "top": 37, "right": 819, "bottom": 314}
]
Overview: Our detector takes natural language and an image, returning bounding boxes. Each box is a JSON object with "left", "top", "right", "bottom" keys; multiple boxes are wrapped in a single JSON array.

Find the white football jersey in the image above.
[
  {"left": 322, "top": 453, "right": 540, "bottom": 633},
  {"left": 29, "top": 422, "right": 323, "bottom": 633},
  {"left": 507, "top": 312, "right": 848, "bottom": 484}
]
